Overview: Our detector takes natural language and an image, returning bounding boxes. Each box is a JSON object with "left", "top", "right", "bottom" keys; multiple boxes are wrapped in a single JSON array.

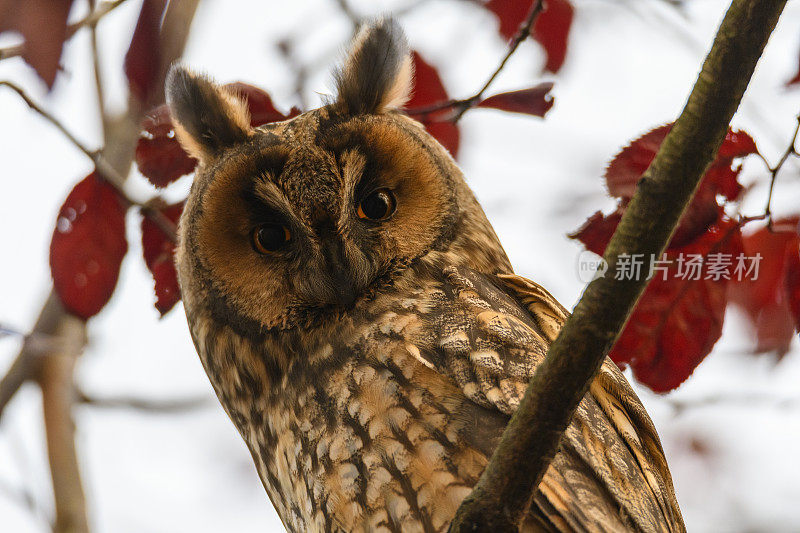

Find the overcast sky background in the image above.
[{"left": 2, "top": 0, "right": 800, "bottom": 531}]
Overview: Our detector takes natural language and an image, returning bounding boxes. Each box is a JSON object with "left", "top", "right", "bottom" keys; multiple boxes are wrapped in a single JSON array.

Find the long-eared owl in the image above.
[{"left": 167, "top": 18, "right": 685, "bottom": 533}]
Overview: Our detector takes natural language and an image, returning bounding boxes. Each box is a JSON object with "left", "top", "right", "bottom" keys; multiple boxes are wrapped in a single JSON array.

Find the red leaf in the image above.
[
  {"left": 532, "top": 0, "right": 574, "bottom": 73},
  {"left": 407, "top": 51, "right": 460, "bottom": 157},
  {"left": 0, "top": 0, "right": 74, "bottom": 87},
  {"left": 569, "top": 207, "right": 624, "bottom": 256},
  {"left": 605, "top": 124, "right": 757, "bottom": 244},
  {"left": 50, "top": 172, "right": 129, "bottom": 319},
  {"left": 124, "top": 0, "right": 167, "bottom": 103},
  {"left": 610, "top": 218, "right": 743, "bottom": 392},
  {"left": 477, "top": 83, "right": 554, "bottom": 117},
  {"left": 141, "top": 202, "right": 183, "bottom": 315},
  {"left": 729, "top": 219, "right": 800, "bottom": 354},
  {"left": 785, "top": 242, "right": 800, "bottom": 331},
  {"left": 225, "top": 82, "right": 300, "bottom": 126},
  {"left": 485, "top": 0, "right": 574, "bottom": 73},
  {"left": 136, "top": 105, "right": 197, "bottom": 188},
  {"left": 485, "top": 0, "right": 529, "bottom": 41}
]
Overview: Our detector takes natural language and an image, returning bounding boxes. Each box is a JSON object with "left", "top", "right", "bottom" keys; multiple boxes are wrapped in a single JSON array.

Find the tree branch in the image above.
[
  {"left": 0, "top": 81, "right": 178, "bottom": 243},
  {"left": 448, "top": 0, "right": 788, "bottom": 530},
  {"left": 39, "top": 315, "right": 89, "bottom": 533},
  {"left": 77, "top": 389, "right": 211, "bottom": 413},
  {"left": 406, "top": 0, "right": 544, "bottom": 122}
]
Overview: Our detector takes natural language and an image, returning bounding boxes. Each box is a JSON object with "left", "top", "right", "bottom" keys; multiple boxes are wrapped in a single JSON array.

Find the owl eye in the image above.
[
  {"left": 251, "top": 223, "right": 291, "bottom": 254},
  {"left": 357, "top": 189, "right": 396, "bottom": 221}
]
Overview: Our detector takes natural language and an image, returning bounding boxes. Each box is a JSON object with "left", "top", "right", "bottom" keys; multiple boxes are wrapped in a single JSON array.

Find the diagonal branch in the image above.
[
  {"left": 448, "top": 0, "right": 788, "bottom": 530},
  {"left": 0, "top": 81, "right": 178, "bottom": 243},
  {"left": 406, "top": 0, "right": 544, "bottom": 122}
]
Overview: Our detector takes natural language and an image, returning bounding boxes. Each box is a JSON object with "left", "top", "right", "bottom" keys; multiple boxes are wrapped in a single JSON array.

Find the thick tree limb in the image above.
[
  {"left": 448, "top": 0, "right": 787, "bottom": 530},
  {"left": 39, "top": 317, "right": 89, "bottom": 533}
]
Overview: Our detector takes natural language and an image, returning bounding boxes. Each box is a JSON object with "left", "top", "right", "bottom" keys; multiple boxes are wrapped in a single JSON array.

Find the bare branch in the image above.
[
  {"left": 39, "top": 315, "right": 89, "bottom": 533},
  {"left": 88, "top": 0, "right": 109, "bottom": 138},
  {"left": 449, "top": 0, "right": 788, "bottom": 530},
  {"left": 761, "top": 113, "right": 800, "bottom": 228},
  {"left": 406, "top": 0, "right": 545, "bottom": 122},
  {"left": 77, "top": 389, "right": 211, "bottom": 414}
]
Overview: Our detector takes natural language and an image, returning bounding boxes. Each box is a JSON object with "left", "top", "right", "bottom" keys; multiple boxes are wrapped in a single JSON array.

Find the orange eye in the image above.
[
  {"left": 252, "top": 224, "right": 291, "bottom": 254},
  {"left": 357, "top": 189, "right": 396, "bottom": 221}
]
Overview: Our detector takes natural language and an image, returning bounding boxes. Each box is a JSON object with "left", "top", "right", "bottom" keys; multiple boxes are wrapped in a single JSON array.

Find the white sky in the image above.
[{"left": 1, "top": 0, "right": 800, "bottom": 531}]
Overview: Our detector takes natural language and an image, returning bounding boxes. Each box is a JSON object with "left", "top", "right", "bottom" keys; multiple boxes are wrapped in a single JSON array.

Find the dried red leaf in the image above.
[
  {"left": 477, "top": 83, "right": 554, "bottom": 117},
  {"left": 407, "top": 51, "right": 460, "bottom": 157},
  {"left": 569, "top": 207, "right": 624, "bottom": 256},
  {"left": 136, "top": 105, "right": 197, "bottom": 188},
  {"left": 124, "top": 0, "right": 167, "bottom": 103},
  {"left": 531, "top": 0, "right": 574, "bottom": 73},
  {"left": 485, "top": 0, "right": 574, "bottom": 73},
  {"left": 0, "top": 0, "right": 74, "bottom": 87},
  {"left": 141, "top": 202, "right": 184, "bottom": 315},
  {"left": 785, "top": 242, "right": 800, "bottom": 331},
  {"left": 729, "top": 219, "right": 800, "bottom": 354},
  {"left": 225, "top": 82, "right": 301, "bottom": 126},
  {"left": 610, "top": 218, "right": 743, "bottom": 392},
  {"left": 50, "top": 172, "right": 129, "bottom": 319}
]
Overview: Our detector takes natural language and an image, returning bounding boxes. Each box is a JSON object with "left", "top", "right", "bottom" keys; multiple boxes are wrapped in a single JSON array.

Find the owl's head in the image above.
[{"left": 167, "top": 19, "right": 509, "bottom": 334}]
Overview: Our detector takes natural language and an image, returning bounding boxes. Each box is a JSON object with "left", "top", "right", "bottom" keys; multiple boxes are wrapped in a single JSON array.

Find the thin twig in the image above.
[
  {"left": 0, "top": 81, "right": 178, "bottom": 243},
  {"left": 406, "top": 0, "right": 545, "bottom": 122},
  {"left": 335, "top": 0, "right": 361, "bottom": 27},
  {"left": 88, "top": 0, "right": 109, "bottom": 138},
  {"left": 77, "top": 389, "right": 211, "bottom": 413},
  {"left": 0, "top": 477, "right": 49, "bottom": 530},
  {"left": 276, "top": 40, "right": 311, "bottom": 110},
  {"left": 39, "top": 316, "right": 89, "bottom": 533},
  {"left": 759, "top": 113, "right": 800, "bottom": 229},
  {"left": 668, "top": 392, "right": 800, "bottom": 414},
  {"left": 0, "top": 0, "right": 129, "bottom": 62}
]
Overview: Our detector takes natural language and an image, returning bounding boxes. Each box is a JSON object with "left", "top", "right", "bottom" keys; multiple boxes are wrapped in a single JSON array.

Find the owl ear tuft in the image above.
[
  {"left": 165, "top": 65, "right": 252, "bottom": 163},
  {"left": 334, "top": 18, "right": 413, "bottom": 115}
]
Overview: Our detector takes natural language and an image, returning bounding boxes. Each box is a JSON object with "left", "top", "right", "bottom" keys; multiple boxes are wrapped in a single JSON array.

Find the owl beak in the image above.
[
  {"left": 329, "top": 267, "right": 358, "bottom": 307},
  {"left": 318, "top": 232, "right": 359, "bottom": 307}
]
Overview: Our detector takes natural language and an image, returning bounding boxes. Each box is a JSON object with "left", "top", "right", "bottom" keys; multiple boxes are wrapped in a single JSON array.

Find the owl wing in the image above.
[{"left": 432, "top": 265, "right": 685, "bottom": 532}]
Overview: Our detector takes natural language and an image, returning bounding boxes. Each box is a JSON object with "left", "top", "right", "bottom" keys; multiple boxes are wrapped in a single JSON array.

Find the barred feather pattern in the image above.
[{"left": 187, "top": 262, "right": 685, "bottom": 532}]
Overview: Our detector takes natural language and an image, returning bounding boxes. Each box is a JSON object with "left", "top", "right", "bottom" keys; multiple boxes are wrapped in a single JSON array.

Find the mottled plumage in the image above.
[{"left": 167, "top": 18, "right": 685, "bottom": 532}]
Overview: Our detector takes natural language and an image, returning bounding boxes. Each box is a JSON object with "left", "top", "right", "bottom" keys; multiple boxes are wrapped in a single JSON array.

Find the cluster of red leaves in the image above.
[
  {"left": 573, "top": 124, "right": 800, "bottom": 392},
  {"left": 572, "top": 126, "right": 746, "bottom": 390},
  {"left": 486, "top": 0, "right": 574, "bottom": 73}
]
